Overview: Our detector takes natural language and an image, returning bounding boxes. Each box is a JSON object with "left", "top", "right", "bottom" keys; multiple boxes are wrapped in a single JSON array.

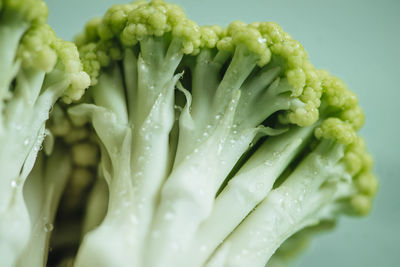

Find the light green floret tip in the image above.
[
  {"left": 217, "top": 21, "right": 322, "bottom": 126},
  {"left": 314, "top": 117, "right": 378, "bottom": 215},
  {"left": 219, "top": 21, "right": 322, "bottom": 127},
  {"left": 345, "top": 137, "right": 378, "bottom": 215},
  {"left": 16, "top": 23, "right": 90, "bottom": 102},
  {"left": 200, "top": 25, "right": 224, "bottom": 48},
  {"left": 78, "top": 39, "right": 122, "bottom": 86},
  {"left": 257, "top": 22, "right": 316, "bottom": 96},
  {"left": 17, "top": 23, "right": 57, "bottom": 72},
  {"left": 120, "top": 0, "right": 201, "bottom": 54},
  {"left": 319, "top": 70, "right": 365, "bottom": 130},
  {"left": 2, "top": 0, "right": 48, "bottom": 23},
  {"left": 217, "top": 21, "right": 271, "bottom": 66},
  {"left": 78, "top": 43, "right": 102, "bottom": 86},
  {"left": 314, "top": 118, "right": 356, "bottom": 145},
  {"left": 97, "top": 3, "right": 138, "bottom": 40},
  {"left": 255, "top": 22, "right": 322, "bottom": 126},
  {"left": 52, "top": 39, "right": 91, "bottom": 103}
]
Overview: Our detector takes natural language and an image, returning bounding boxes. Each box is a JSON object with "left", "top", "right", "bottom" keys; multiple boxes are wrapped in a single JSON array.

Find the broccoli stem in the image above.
[
  {"left": 145, "top": 44, "right": 300, "bottom": 267},
  {"left": 129, "top": 37, "right": 183, "bottom": 253},
  {"left": 208, "top": 140, "right": 347, "bottom": 267},
  {"left": 81, "top": 175, "right": 109, "bottom": 236},
  {"left": 0, "top": 175, "right": 30, "bottom": 267},
  {"left": 123, "top": 48, "right": 138, "bottom": 124},
  {"left": 75, "top": 36, "right": 184, "bottom": 267},
  {"left": 186, "top": 125, "right": 315, "bottom": 267},
  {"left": 17, "top": 146, "right": 71, "bottom": 267},
  {"left": 75, "top": 157, "right": 140, "bottom": 267},
  {"left": 211, "top": 45, "right": 257, "bottom": 117},
  {"left": 0, "top": 14, "right": 29, "bottom": 129},
  {"left": 0, "top": 73, "right": 69, "bottom": 266},
  {"left": 0, "top": 68, "right": 67, "bottom": 213},
  {"left": 190, "top": 49, "right": 228, "bottom": 131}
]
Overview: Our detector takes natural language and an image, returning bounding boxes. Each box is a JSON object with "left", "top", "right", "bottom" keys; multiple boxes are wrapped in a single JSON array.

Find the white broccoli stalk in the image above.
[
  {"left": 0, "top": 0, "right": 89, "bottom": 265},
  {"left": 70, "top": 1, "right": 377, "bottom": 267},
  {"left": 17, "top": 144, "right": 72, "bottom": 267}
]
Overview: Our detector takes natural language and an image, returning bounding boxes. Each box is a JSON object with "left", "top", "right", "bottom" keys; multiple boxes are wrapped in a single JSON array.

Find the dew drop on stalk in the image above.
[
  {"left": 44, "top": 223, "right": 54, "bottom": 232},
  {"left": 264, "top": 160, "right": 272, "bottom": 166},
  {"left": 10, "top": 180, "right": 17, "bottom": 188}
]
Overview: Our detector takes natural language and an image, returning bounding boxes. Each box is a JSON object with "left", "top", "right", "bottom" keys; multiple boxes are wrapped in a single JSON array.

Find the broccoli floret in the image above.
[
  {"left": 0, "top": 0, "right": 89, "bottom": 265},
  {"left": 67, "top": 1, "right": 377, "bottom": 267}
]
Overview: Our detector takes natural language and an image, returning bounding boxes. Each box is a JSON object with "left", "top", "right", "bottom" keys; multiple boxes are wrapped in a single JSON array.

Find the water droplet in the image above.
[
  {"left": 44, "top": 223, "right": 54, "bottom": 232},
  {"left": 11, "top": 180, "right": 17, "bottom": 188},
  {"left": 258, "top": 37, "right": 267, "bottom": 44},
  {"left": 264, "top": 160, "right": 272, "bottom": 166},
  {"left": 248, "top": 184, "right": 256, "bottom": 193},
  {"left": 23, "top": 139, "right": 29, "bottom": 146},
  {"left": 215, "top": 115, "right": 221, "bottom": 120}
]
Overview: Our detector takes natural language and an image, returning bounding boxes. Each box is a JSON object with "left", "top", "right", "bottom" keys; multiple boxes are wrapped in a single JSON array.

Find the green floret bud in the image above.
[
  {"left": 78, "top": 39, "right": 122, "bottom": 85},
  {"left": 199, "top": 25, "right": 224, "bottom": 48},
  {"left": 355, "top": 172, "right": 378, "bottom": 196},
  {"left": 319, "top": 70, "right": 365, "bottom": 129},
  {"left": 52, "top": 39, "right": 91, "bottom": 103},
  {"left": 343, "top": 136, "right": 378, "bottom": 214},
  {"left": 2, "top": 0, "right": 48, "bottom": 23},
  {"left": 120, "top": 0, "right": 201, "bottom": 54},
  {"left": 98, "top": 3, "right": 137, "bottom": 40},
  {"left": 315, "top": 118, "right": 356, "bottom": 145},
  {"left": 78, "top": 43, "right": 102, "bottom": 85},
  {"left": 251, "top": 22, "right": 322, "bottom": 126},
  {"left": 257, "top": 22, "right": 309, "bottom": 93},
  {"left": 213, "top": 21, "right": 322, "bottom": 128},
  {"left": 216, "top": 21, "right": 271, "bottom": 65},
  {"left": 17, "top": 23, "right": 57, "bottom": 72},
  {"left": 15, "top": 23, "right": 90, "bottom": 102}
]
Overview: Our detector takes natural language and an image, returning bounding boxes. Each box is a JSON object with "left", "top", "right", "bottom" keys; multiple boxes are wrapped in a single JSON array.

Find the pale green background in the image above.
[{"left": 44, "top": 0, "right": 400, "bottom": 266}]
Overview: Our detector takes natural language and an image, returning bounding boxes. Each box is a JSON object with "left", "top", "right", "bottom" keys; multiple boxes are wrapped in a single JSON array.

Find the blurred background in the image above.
[{"left": 44, "top": 0, "right": 399, "bottom": 266}]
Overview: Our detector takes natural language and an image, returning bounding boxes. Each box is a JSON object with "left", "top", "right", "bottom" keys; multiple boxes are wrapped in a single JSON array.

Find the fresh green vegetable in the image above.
[
  {"left": 0, "top": 1, "right": 378, "bottom": 267},
  {"left": 67, "top": 1, "right": 377, "bottom": 267},
  {"left": 0, "top": 0, "right": 89, "bottom": 266}
]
